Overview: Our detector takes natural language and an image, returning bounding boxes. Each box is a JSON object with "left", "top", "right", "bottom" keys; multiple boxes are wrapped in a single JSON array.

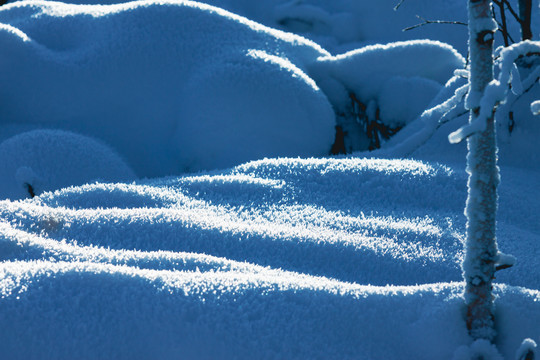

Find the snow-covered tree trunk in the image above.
[{"left": 463, "top": 0, "right": 500, "bottom": 341}]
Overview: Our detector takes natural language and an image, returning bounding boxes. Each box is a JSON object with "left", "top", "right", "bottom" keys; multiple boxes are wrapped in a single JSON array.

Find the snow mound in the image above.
[
  {"left": 0, "top": 0, "right": 335, "bottom": 177},
  {"left": 0, "top": 129, "right": 136, "bottom": 200},
  {"left": 8, "top": 0, "right": 473, "bottom": 55},
  {"left": 1, "top": 1, "right": 539, "bottom": 358},
  {"left": 0, "top": 158, "right": 467, "bottom": 286},
  {"left": 309, "top": 40, "right": 465, "bottom": 151},
  {"left": 18, "top": 0, "right": 532, "bottom": 57},
  {"left": 0, "top": 1, "right": 471, "bottom": 174}
]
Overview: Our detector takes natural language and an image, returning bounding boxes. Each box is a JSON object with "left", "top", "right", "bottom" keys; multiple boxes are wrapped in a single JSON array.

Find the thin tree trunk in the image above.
[
  {"left": 463, "top": 0, "right": 499, "bottom": 342},
  {"left": 518, "top": 0, "right": 533, "bottom": 40}
]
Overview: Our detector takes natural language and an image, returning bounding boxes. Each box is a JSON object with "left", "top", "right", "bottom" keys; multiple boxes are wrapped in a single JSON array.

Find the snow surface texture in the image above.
[
  {"left": 1, "top": 157, "right": 539, "bottom": 359},
  {"left": 10, "top": 0, "right": 540, "bottom": 55},
  {"left": 0, "top": 0, "right": 336, "bottom": 177},
  {"left": 0, "top": 1, "right": 466, "bottom": 180},
  {"left": 1, "top": 0, "right": 540, "bottom": 359}
]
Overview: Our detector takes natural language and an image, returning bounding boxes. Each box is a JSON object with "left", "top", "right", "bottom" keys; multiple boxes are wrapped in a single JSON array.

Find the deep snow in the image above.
[
  {"left": 0, "top": 0, "right": 539, "bottom": 359},
  {"left": 8, "top": 0, "right": 536, "bottom": 56},
  {"left": 1, "top": 156, "right": 539, "bottom": 359},
  {"left": 0, "top": 0, "right": 465, "bottom": 179}
]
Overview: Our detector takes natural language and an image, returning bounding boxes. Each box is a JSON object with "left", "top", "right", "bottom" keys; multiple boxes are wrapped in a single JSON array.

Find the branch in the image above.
[
  {"left": 451, "top": 43, "right": 540, "bottom": 144},
  {"left": 24, "top": 183, "right": 36, "bottom": 198},
  {"left": 493, "top": 0, "right": 522, "bottom": 26},
  {"left": 371, "top": 78, "right": 469, "bottom": 158},
  {"left": 494, "top": 252, "right": 516, "bottom": 271},
  {"left": 394, "top": 0, "right": 406, "bottom": 11},
  {"left": 403, "top": 15, "right": 467, "bottom": 32},
  {"left": 495, "top": 22, "right": 516, "bottom": 45},
  {"left": 492, "top": 2, "right": 510, "bottom": 46},
  {"left": 499, "top": 62, "right": 540, "bottom": 124},
  {"left": 439, "top": 108, "right": 468, "bottom": 126}
]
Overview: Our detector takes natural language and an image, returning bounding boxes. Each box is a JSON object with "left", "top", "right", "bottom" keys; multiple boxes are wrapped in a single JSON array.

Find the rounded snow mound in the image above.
[
  {"left": 0, "top": 129, "right": 136, "bottom": 200},
  {"left": 0, "top": 0, "right": 336, "bottom": 177}
]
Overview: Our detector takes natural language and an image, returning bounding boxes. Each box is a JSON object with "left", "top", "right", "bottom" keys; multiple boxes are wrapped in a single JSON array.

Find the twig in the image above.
[
  {"left": 493, "top": 20, "right": 516, "bottom": 45},
  {"left": 394, "top": 0, "right": 406, "bottom": 11},
  {"left": 403, "top": 15, "right": 467, "bottom": 32},
  {"left": 24, "top": 183, "right": 36, "bottom": 198},
  {"left": 493, "top": 2, "right": 510, "bottom": 46},
  {"left": 493, "top": 0, "right": 522, "bottom": 26}
]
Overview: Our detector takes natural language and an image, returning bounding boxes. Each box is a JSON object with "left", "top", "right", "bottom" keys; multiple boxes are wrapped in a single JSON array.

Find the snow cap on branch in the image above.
[
  {"left": 449, "top": 40, "right": 540, "bottom": 143},
  {"left": 532, "top": 100, "right": 540, "bottom": 115}
]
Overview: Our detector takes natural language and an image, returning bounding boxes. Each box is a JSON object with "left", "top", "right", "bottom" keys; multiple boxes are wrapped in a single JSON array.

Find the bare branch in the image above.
[
  {"left": 517, "top": 0, "right": 533, "bottom": 40},
  {"left": 494, "top": 0, "right": 522, "bottom": 26},
  {"left": 493, "top": 20, "right": 516, "bottom": 45},
  {"left": 493, "top": 2, "right": 510, "bottom": 46},
  {"left": 403, "top": 15, "right": 467, "bottom": 32},
  {"left": 502, "top": 0, "right": 522, "bottom": 25}
]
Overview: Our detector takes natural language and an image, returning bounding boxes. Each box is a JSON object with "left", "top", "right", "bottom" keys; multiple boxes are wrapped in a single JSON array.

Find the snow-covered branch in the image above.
[
  {"left": 532, "top": 100, "right": 540, "bottom": 115},
  {"left": 449, "top": 40, "right": 540, "bottom": 144}
]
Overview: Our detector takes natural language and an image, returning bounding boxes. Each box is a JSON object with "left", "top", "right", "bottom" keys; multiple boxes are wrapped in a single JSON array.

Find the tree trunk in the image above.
[
  {"left": 463, "top": 0, "right": 499, "bottom": 342},
  {"left": 517, "top": 0, "right": 533, "bottom": 40}
]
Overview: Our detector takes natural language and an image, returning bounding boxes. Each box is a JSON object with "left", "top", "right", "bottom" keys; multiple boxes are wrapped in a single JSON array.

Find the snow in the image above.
[
  {"left": 10, "top": 0, "right": 537, "bottom": 56},
  {"left": 0, "top": 0, "right": 335, "bottom": 177},
  {"left": 312, "top": 39, "right": 465, "bottom": 120},
  {"left": 453, "top": 339, "right": 504, "bottom": 360},
  {"left": 0, "top": 1, "right": 469, "bottom": 172},
  {"left": 0, "top": 129, "right": 135, "bottom": 199},
  {"left": 1, "top": 154, "right": 539, "bottom": 358},
  {"left": 533, "top": 100, "right": 540, "bottom": 115},
  {"left": 3, "top": 0, "right": 474, "bottom": 54},
  {"left": 0, "top": 0, "right": 539, "bottom": 359},
  {"left": 515, "top": 338, "right": 538, "bottom": 360}
]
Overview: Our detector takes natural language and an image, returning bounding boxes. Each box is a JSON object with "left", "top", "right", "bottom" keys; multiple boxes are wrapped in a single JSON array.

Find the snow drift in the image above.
[
  {"left": 0, "top": 0, "right": 335, "bottom": 177},
  {"left": 9, "top": 0, "right": 536, "bottom": 56},
  {"left": 1, "top": 157, "right": 539, "bottom": 359},
  {"left": 0, "top": 0, "right": 539, "bottom": 359},
  {"left": 0, "top": 0, "right": 467, "bottom": 183}
]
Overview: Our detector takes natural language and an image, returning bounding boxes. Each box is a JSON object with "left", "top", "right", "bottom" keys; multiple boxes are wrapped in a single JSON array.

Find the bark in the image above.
[{"left": 463, "top": 0, "right": 500, "bottom": 342}]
